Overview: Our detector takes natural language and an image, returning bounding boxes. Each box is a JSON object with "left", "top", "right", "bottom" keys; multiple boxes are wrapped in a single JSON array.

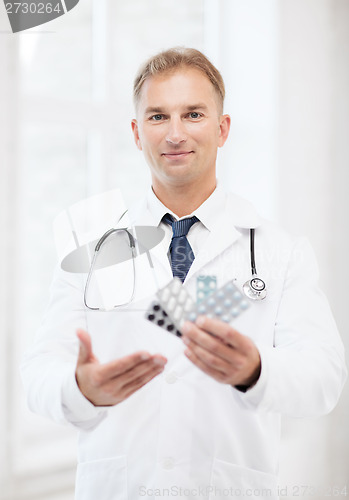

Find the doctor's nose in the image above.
[{"left": 165, "top": 118, "right": 187, "bottom": 145}]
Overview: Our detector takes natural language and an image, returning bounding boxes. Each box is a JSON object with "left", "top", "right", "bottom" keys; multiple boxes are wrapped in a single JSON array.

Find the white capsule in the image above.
[
  {"left": 240, "top": 300, "right": 249, "bottom": 310},
  {"left": 178, "top": 289, "right": 187, "bottom": 304},
  {"left": 161, "top": 288, "right": 170, "bottom": 302},
  {"left": 184, "top": 299, "right": 194, "bottom": 312},
  {"left": 171, "top": 279, "right": 182, "bottom": 294},
  {"left": 167, "top": 297, "right": 176, "bottom": 311},
  {"left": 173, "top": 305, "right": 183, "bottom": 321}
]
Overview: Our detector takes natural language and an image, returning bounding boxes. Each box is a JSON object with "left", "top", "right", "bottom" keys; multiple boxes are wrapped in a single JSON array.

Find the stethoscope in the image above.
[
  {"left": 243, "top": 228, "right": 267, "bottom": 300},
  {"left": 83, "top": 221, "right": 267, "bottom": 309}
]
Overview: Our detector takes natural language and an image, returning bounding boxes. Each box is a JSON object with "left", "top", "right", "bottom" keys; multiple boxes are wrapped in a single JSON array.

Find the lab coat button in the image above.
[
  {"left": 162, "top": 457, "right": 175, "bottom": 469},
  {"left": 165, "top": 372, "right": 178, "bottom": 384}
]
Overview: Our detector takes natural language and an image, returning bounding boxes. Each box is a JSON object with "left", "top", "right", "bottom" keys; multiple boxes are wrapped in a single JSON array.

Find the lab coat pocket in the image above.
[
  {"left": 209, "top": 458, "right": 278, "bottom": 500},
  {"left": 75, "top": 455, "right": 127, "bottom": 500}
]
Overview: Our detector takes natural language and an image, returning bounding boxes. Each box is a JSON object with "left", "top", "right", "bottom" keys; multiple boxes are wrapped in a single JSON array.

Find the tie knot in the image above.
[{"left": 163, "top": 214, "right": 199, "bottom": 238}]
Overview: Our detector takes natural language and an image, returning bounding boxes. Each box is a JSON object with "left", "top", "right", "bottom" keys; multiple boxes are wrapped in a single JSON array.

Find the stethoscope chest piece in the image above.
[{"left": 243, "top": 275, "right": 267, "bottom": 301}]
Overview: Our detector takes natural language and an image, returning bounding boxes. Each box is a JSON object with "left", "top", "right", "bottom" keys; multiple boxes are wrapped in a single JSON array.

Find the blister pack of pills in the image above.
[
  {"left": 188, "top": 279, "right": 250, "bottom": 324},
  {"left": 145, "top": 276, "right": 251, "bottom": 337}
]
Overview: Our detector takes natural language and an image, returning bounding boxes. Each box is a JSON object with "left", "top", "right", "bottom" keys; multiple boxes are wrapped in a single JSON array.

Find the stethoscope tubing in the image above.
[{"left": 84, "top": 223, "right": 267, "bottom": 309}]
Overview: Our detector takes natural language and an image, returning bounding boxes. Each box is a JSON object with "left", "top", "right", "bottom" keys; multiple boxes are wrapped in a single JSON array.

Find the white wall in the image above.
[
  {"left": 277, "top": 0, "right": 349, "bottom": 495},
  {"left": 0, "top": 1, "right": 347, "bottom": 498}
]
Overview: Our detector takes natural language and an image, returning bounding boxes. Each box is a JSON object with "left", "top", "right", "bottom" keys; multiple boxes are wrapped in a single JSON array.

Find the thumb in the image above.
[{"left": 76, "top": 329, "right": 95, "bottom": 365}]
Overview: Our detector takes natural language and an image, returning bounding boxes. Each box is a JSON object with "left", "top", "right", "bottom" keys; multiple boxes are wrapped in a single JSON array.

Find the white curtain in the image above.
[{"left": 0, "top": 0, "right": 347, "bottom": 498}]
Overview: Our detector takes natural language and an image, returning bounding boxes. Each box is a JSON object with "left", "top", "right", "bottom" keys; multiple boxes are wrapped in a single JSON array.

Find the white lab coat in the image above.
[{"left": 21, "top": 191, "right": 347, "bottom": 500}]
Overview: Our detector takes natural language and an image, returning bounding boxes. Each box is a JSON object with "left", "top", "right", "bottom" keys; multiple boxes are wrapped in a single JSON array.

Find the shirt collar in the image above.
[{"left": 146, "top": 182, "right": 225, "bottom": 231}]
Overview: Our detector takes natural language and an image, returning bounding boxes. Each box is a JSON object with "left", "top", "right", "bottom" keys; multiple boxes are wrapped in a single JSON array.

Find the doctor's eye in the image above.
[
  {"left": 150, "top": 114, "right": 164, "bottom": 121},
  {"left": 188, "top": 112, "right": 202, "bottom": 119}
]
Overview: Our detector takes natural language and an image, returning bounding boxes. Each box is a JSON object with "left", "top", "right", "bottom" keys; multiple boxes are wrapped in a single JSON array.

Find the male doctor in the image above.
[{"left": 22, "top": 48, "right": 347, "bottom": 500}]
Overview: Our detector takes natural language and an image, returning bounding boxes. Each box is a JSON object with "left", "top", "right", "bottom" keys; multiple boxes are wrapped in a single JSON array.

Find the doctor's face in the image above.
[{"left": 131, "top": 68, "right": 230, "bottom": 193}]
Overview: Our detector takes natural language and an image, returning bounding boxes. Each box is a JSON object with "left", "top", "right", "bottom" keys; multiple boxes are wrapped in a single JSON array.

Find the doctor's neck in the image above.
[{"left": 152, "top": 178, "right": 216, "bottom": 218}]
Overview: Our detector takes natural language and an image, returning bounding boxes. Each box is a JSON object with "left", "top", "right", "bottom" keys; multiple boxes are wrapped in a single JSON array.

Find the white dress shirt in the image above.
[{"left": 146, "top": 182, "right": 226, "bottom": 260}]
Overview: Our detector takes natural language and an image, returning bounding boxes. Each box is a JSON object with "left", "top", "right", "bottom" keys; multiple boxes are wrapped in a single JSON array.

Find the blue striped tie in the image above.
[{"left": 163, "top": 213, "right": 199, "bottom": 282}]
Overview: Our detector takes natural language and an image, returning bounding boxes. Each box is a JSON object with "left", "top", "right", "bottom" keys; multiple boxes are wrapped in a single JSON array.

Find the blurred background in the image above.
[{"left": 0, "top": 0, "right": 348, "bottom": 498}]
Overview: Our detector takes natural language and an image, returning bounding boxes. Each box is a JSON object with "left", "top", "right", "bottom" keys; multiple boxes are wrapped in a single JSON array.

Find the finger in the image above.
[
  {"left": 194, "top": 316, "right": 249, "bottom": 352},
  {"left": 121, "top": 364, "right": 165, "bottom": 399},
  {"left": 184, "top": 348, "right": 230, "bottom": 384},
  {"left": 76, "top": 329, "right": 96, "bottom": 365},
  {"left": 99, "top": 352, "right": 166, "bottom": 380},
  {"left": 182, "top": 322, "right": 236, "bottom": 364},
  {"left": 185, "top": 339, "right": 244, "bottom": 376},
  {"left": 117, "top": 356, "right": 167, "bottom": 388}
]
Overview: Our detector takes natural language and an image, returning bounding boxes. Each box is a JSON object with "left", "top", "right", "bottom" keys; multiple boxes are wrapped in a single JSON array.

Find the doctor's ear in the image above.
[
  {"left": 218, "top": 114, "right": 231, "bottom": 148},
  {"left": 131, "top": 120, "right": 142, "bottom": 151}
]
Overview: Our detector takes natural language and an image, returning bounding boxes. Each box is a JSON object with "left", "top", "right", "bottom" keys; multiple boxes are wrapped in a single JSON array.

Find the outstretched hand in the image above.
[
  {"left": 75, "top": 329, "right": 167, "bottom": 406},
  {"left": 181, "top": 316, "right": 261, "bottom": 389}
]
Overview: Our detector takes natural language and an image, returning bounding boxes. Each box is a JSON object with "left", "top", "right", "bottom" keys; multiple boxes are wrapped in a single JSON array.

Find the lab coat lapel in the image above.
[
  {"left": 185, "top": 191, "right": 262, "bottom": 281},
  {"left": 186, "top": 220, "right": 242, "bottom": 280}
]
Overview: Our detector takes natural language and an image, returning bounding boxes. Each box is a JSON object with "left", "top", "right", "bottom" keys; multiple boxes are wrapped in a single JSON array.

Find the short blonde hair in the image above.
[{"left": 133, "top": 47, "right": 225, "bottom": 114}]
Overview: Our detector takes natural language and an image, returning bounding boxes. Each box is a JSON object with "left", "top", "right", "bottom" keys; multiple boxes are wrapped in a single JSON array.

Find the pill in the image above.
[
  {"left": 198, "top": 305, "right": 206, "bottom": 314},
  {"left": 167, "top": 297, "right": 176, "bottom": 311},
  {"left": 172, "top": 279, "right": 182, "bottom": 294},
  {"left": 173, "top": 306, "right": 183, "bottom": 321},
  {"left": 178, "top": 289, "right": 187, "bottom": 304},
  {"left": 188, "top": 312, "right": 197, "bottom": 322},
  {"left": 184, "top": 300, "right": 194, "bottom": 312},
  {"left": 161, "top": 288, "right": 170, "bottom": 302},
  {"left": 233, "top": 291, "right": 242, "bottom": 301}
]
